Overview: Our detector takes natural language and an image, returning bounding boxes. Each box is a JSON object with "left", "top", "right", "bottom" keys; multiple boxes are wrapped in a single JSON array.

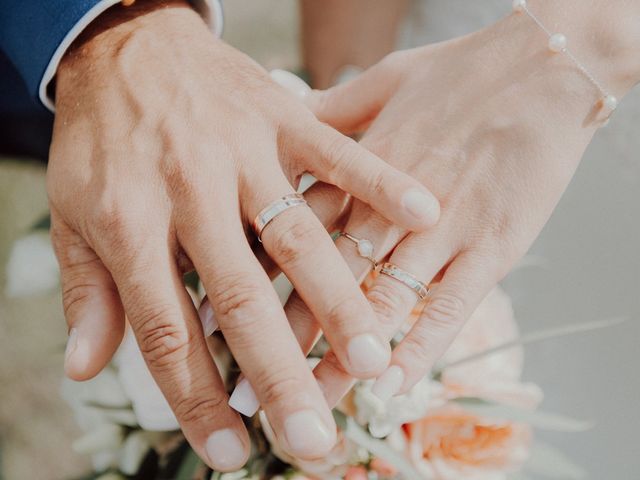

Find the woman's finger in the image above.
[
  {"left": 253, "top": 181, "right": 351, "bottom": 280},
  {"left": 305, "top": 55, "right": 403, "bottom": 134},
  {"left": 100, "top": 237, "right": 250, "bottom": 473},
  {"left": 181, "top": 200, "right": 337, "bottom": 460},
  {"left": 312, "top": 225, "right": 454, "bottom": 405},
  {"left": 380, "top": 250, "right": 497, "bottom": 395},
  {"left": 51, "top": 210, "right": 125, "bottom": 380}
]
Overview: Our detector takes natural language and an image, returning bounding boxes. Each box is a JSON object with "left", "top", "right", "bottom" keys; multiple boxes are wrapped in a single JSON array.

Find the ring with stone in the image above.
[
  {"left": 339, "top": 232, "right": 378, "bottom": 269},
  {"left": 379, "top": 262, "right": 429, "bottom": 300},
  {"left": 253, "top": 193, "right": 307, "bottom": 242}
]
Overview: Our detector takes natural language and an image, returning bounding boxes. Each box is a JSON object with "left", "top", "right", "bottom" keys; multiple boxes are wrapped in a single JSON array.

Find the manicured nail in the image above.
[
  {"left": 229, "top": 377, "right": 260, "bottom": 417},
  {"left": 205, "top": 429, "right": 246, "bottom": 471},
  {"left": 284, "top": 409, "right": 335, "bottom": 458},
  {"left": 402, "top": 189, "right": 440, "bottom": 226},
  {"left": 372, "top": 366, "right": 405, "bottom": 402},
  {"left": 198, "top": 300, "right": 218, "bottom": 336},
  {"left": 347, "top": 334, "right": 390, "bottom": 376},
  {"left": 64, "top": 327, "right": 90, "bottom": 377},
  {"left": 270, "top": 69, "right": 311, "bottom": 99}
]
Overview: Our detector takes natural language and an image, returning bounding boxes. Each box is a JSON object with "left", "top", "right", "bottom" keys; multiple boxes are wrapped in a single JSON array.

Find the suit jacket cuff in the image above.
[{"left": 0, "top": 0, "right": 223, "bottom": 112}]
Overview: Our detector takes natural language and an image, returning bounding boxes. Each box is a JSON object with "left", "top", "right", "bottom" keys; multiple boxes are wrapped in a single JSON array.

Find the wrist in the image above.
[{"left": 57, "top": 0, "right": 213, "bottom": 95}]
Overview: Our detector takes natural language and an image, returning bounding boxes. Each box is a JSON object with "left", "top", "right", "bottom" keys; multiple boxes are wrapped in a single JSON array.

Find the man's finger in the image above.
[
  {"left": 104, "top": 240, "right": 249, "bottom": 472},
  {"left": 51, "top": 212, "right": 125, "bottom": 380},
  {"left": 182, "top": 204, "right": 337, "bottom": 461}
]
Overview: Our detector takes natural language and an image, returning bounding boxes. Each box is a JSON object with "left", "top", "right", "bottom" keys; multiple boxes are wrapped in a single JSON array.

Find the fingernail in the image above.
[
  {"left": 64, "top": 327, "right": 89, "bottom": 377},
  {"left": 198, "top": 300, "right": 218, "bottom": 336},
  {"left": 402, "top": 189, "right": 440, "bottom": 226},
  {"left": 284, "top": 409, "right": 335, "bottom": 458},
  {"left": 372, "top": 365, "right": 405, "bottom": 402},
  {"left": 270, "top": 69, "right": 312, "bottom": 99},
  {"left": 347, "top": 334, "right": 390, "bottom": 376},
  {"left": 229, "top": 378, "right": 260, "bottom": 417},
  {"left": 205, "top": 429, "right": 246, "bottom": 471}
]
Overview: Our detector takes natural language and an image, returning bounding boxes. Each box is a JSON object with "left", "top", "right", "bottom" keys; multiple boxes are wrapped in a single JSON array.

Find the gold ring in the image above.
[{"left": 379, "top": 262, "right": 429, "bottom": 300}]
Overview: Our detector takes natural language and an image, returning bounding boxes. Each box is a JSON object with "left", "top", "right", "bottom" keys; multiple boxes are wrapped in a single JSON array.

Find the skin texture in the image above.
[
  {"left": 285, "top": 2, "right": 640, "bottom": 407},
  {"left": 49, "top": 0, "right": 441, "bottom": 470}
]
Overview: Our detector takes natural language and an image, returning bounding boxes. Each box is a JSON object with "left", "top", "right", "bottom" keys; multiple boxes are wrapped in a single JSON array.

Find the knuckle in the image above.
[
  {"left": 173, "top": 394, "right": 227, "bottom": 425},
  {"left": 365, "top": 169, "right": 387, "bottom": 198},
  {"left": 135, "top": 303, "right": 191, "bottom": 369},
  {"left": 321, "top": 136, "right": 358, "bottom": 180},
  {"left": 366, "top": 284, "right": 406, "bottom": 328},
  {"left": 211, "top": 275, "right": 270, "bottom": 324},
  {"left": 268, "top": 217, "right": 318, "bottom": 267},
  {"left": 401, "top": 321, "right": 443, "bottom": 366},
  {"left": 424, "top": 292, "right": 466, "bottom": 328},
  {"left": 322, "top": 350, "right": 349, "bottom": 377},
  {"left": 325, "top": 295, "right": 362, "bottom": 332},
  {"left": 256, "top": 370, "right": 305, "bottom": 407},
  {"left": 62, "top": 283, "right": 94, "bottom": 319}
]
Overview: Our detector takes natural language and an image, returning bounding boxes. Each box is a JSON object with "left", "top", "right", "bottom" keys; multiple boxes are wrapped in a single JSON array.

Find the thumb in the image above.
[
  {"left": 51, "top": 212, "right": 125, "bottom": 380},
  {"left": 305, "top": 54, "right": 402, "bottom": 134}
]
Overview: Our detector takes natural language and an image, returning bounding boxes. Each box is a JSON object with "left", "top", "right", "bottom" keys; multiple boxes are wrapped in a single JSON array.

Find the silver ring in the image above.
[
  {"left": 253, "top": 193, "right": 307, "bottom": 242},
  {"left": 339, "top": 232, "right": 378, "bottom": 269},
  {"left": 379, "top": 262, "right": 429, "bottom": 300}
]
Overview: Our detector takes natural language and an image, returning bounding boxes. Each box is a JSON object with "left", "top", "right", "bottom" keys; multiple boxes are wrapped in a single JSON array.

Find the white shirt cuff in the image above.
[{"left": 39, "top": 0, "right": 224, "bottom": 112}]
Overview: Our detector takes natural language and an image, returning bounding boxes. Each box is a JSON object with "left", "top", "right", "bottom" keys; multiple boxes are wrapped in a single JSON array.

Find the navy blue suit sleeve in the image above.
[{"left": 0, "top": 0, "right": 103, "bottom": 102}]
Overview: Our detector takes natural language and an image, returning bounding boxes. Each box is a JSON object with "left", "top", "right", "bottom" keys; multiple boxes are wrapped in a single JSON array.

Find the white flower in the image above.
[
  {"left": 119, "top": 431, "right": 151, "bottom": 475},
  {"left": 113, "top": 328, "right": 180, "bottom": 431},
  {"left": 72, "top": 423, "right": 125, "bottom": 455},
  {"left": 218, "top": 470, "right": 253, "bottom": 480},
  {"left": 353, "top": 376, "right": 431, "bottom": 439},
  {"left": 4, "top": 232, "right": 59, "bottom": 297}
]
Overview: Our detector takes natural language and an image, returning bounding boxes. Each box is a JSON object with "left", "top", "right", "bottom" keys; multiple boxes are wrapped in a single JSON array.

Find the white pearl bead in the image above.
[
  {"left": 512, "top": 0, "right": 526, "bottom": 12},
  {"left": 603, "top": 95, "right": 618, "bottom": 112},
  {"left": 357, "top": 239, "right": 374, "bottom": 258},
  {"left": 548, "top": 33, "right": 567, "bottom": 53}
]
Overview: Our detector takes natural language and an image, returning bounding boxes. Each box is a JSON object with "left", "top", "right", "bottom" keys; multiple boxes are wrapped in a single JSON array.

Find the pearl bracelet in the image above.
[{"left": 512, "top": 0, "right": 618, "bottom": 121}]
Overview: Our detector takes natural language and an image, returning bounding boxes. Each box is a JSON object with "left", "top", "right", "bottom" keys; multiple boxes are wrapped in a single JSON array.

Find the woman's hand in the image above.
[
  {"left": 48, "top": 0, "right": 439, "bottom": 470},
  {"left": 286, "top": 2, "right": 640, "bottom": 405}
]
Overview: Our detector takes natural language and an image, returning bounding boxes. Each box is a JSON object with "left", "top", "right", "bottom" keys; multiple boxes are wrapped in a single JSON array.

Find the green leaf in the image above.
[
  {"left": 175, "top": 448, "right": 203, "bottom": 480},
  {"left": 435, "top": 317, "right": 628, "bottom": 377},
  {"left": 334, "top": 411, "right": 426, "bottom": 480},
  {"left": 183, "top": 270, "right": 200, "bottom": 291},
  {"left": 453, "top": 398, "right": 593, "bottom": 432},
  {"left": 31, "top": 213, "right": 51, "bottom": 231},
  {"left": 525, "top": 442, "right": 586, "bottom": 479}
]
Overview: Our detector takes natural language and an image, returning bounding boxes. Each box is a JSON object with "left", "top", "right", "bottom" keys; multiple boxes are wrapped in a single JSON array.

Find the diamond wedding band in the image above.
[
  {"left": 339, "top": 232, "right": 378, "bottom": 268},
  {"left": 379, "top": 262, "right": 429, "bottom": 300},
  {"left": 253, "top": 193, "right": 307, "bottom": 242}
]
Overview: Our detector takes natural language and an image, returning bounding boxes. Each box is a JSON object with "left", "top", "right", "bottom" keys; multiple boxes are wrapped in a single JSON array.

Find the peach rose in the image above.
[
  {"left": 404, "top": 405, "right": 531, "bottom": 480},
  {"left": 435, "top": 287, "right": 543, "bottom": 410},
  {"left": 344, "top": 466, "right": 368, "bottom": 480},
  {"left": 370, "top": 457, "right": 398, "bottom": 477}
]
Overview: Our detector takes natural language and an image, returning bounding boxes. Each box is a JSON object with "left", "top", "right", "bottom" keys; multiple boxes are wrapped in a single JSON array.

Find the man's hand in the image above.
[{"left": 49, "top": 0, "right": 439, "bottom": 470}]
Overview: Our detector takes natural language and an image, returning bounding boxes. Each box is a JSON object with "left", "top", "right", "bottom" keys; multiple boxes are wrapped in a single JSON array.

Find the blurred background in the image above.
[{"left": 1, "top": 1, "right": 638, "bottom": 478}]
